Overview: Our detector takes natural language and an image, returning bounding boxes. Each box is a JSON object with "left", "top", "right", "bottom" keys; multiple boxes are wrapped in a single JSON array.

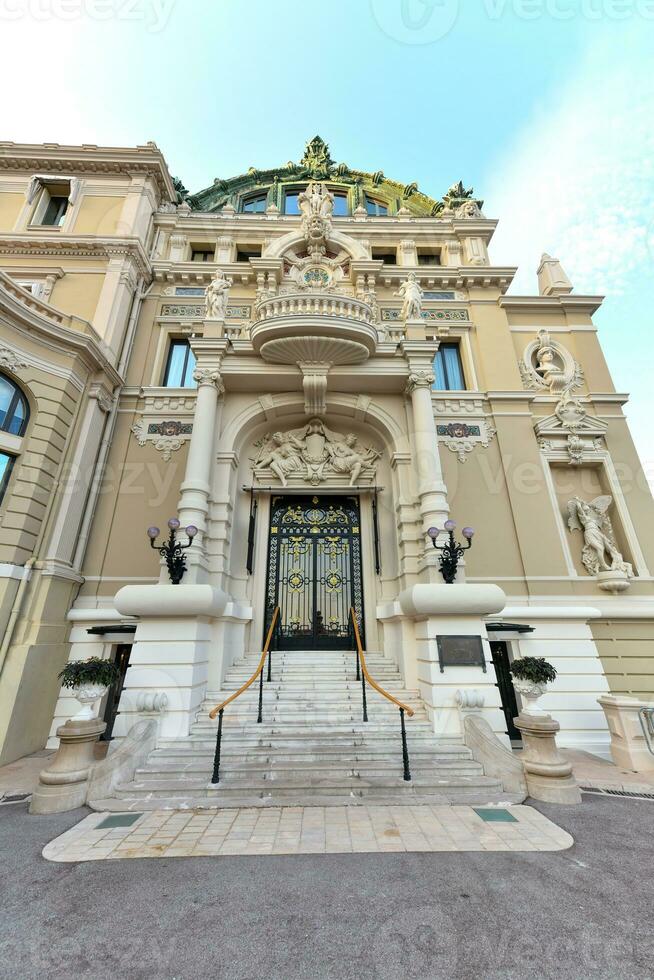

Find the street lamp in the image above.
[
  {"left": 427, "top": 520, "right": 474, "bottom": 584},
  {"left": 147, "top": 518, "right": 198, "bottom": 584}
]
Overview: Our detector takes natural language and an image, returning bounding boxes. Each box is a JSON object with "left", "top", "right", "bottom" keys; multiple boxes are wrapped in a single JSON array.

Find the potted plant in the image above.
[
  {"left": 509, "top": 656, "right": 557, "bottom": 716},
  {"left": 58, "top": 657, "right": 121, "bottom": 722}
]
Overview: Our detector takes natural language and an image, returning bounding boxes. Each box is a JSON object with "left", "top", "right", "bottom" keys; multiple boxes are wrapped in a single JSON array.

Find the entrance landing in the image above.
[{"left": 43, "top": 804, "right": 573, "bottom": 861}]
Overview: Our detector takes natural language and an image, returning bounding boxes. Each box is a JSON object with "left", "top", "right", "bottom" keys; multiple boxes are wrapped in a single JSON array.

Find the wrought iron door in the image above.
[
  {"left": 490, "top": 641, "right": 522, "bottom": 742},
  {"left": 265, "top": 495, "right": 364, "bottom": 650}
]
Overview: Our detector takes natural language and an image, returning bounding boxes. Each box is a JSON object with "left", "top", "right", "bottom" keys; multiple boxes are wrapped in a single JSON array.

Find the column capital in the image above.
[
  {"left": 192, "top": 367, "right": 225, "bottom": 393},
  {"left": 404, "top": 370, "right": 435, "bottom": 395}
]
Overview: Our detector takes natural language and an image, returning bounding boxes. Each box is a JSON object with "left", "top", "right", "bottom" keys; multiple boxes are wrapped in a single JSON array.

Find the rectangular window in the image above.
[
  {"left": 365, "top": 196, "right": 388, "bottom": 216},
  {"left": 236, "top": 246, "right": 262, "bottom": 262},
  {"left": 417, "top": 249, "right": 441, "bottom": 266},
  {"left": 371, "top": 248, "right": 396, "bottom": 264},
  {"left": 0, "top": 451, "right": 15, "bottom": 505},
  {"left": 191, "top": 248, "right": 215, "bottom": 262},
  {"left": 241, "top": 194, "right": 267, "bottom": 213},
  {"left": 31, "top": 180, "right": 71, "bottom": 227},
  {"left": 434, "top": 343, "right": 465, "bottom": 391},
  {"left": 283, "top": 190, "right": 301, "bottom": 215},
  {"left": 332, "top": 192, "right": 349, "bottom": 216},
  {"left": 163, "top": 340, "right": 197, "bottom": 388}
]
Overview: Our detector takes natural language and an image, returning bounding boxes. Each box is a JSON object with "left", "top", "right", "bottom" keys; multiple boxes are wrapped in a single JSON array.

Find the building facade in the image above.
[{"left": 1, "top": 136, "right": 653, "bottom": 779}]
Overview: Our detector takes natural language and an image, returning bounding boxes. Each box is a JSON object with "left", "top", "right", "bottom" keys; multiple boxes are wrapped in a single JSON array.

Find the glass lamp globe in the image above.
[
  {"left": 427, "top": 527, "right": 440, "bottom": 539},
  {"left": 444, "top": 519, "right": 456, "bottom": 532},
  {"left": 167, "top": 517, "right": 181, "bottom": 530},
  {"left": 146, "top": 526, "right": 160, "bottom": 540},
  {"left": 462, "top": 526, "right": 475, "bottom": 540},
  {"left": 186, "top": 525, "right": 198, "bottom": 538}
]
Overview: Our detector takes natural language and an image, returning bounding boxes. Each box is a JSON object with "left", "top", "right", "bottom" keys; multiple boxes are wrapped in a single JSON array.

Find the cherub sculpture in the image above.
[
  {"left": 254, "top": 431, "right": 305, "bottom": 487},
  {"left": 566, "top": 495, "right": 633, "bottom": 577}
]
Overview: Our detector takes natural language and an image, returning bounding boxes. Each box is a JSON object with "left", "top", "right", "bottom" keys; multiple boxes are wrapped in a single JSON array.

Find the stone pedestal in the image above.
[
  {"left": 30, "top": 718, "right": 105, "bottom": 814},
  {"left": 598, "top": 694, "right": 654, "bottom": 772},
  {"left": 515, "top": 712, "right": 581, "bottom": 804}
]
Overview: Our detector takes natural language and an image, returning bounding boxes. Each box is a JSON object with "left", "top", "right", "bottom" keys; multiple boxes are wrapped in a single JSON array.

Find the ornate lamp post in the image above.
[
  {"left": 427, "top": 520, "right": 474, "bottom": 584},
  {"left": 147, "top": 518, "right": 198, "bottom": 584}
]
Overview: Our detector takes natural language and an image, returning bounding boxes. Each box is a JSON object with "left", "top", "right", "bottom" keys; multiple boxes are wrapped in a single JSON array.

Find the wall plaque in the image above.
[{"left": 436, "top": 635, "right": 486, "bottom": 673}]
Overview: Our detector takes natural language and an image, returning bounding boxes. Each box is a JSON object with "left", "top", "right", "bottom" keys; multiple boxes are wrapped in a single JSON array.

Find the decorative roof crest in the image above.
[{"left": 300, "top": 135, "right": 335, "bottom": 179}]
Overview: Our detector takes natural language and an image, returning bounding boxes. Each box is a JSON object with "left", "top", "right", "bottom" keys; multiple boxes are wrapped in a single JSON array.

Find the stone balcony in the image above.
[{"left": 250, "top": 291, "right": 378, "bottom": 366}]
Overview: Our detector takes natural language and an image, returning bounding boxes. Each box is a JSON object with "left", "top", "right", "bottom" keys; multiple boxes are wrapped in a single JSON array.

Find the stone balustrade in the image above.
[{"left": 255, "top": 291, "right": 374, "bottom": 325}]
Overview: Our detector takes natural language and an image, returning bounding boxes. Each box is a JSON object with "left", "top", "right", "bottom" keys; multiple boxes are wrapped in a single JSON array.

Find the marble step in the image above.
[
  {"left": 150, "top": 744, "right": 473, "bottom": 762},
  {"left": 114, "top": 772, "right": 506, "bottom": 802}
]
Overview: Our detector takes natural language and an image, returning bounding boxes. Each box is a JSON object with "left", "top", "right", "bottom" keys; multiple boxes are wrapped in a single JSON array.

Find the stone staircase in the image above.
[{"left": 94, "top": 649, "right": 519, "bottom": 810}]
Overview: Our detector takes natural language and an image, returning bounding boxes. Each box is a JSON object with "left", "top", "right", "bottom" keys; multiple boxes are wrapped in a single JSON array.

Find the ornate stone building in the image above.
[{"left": 0, "top": 137, "right": 652, "bottom": 803}]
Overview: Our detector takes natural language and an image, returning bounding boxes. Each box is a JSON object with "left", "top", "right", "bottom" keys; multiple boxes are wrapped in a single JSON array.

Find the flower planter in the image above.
[
  {"left": 70, "top": 684, "right": 109, "bottom": 721},
  {"left": 512, "top": 677, "right": 548, "bottom": 716}
]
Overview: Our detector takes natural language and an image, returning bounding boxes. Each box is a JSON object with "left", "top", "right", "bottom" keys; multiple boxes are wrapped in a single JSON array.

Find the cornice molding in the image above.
[
  {"left": 0, "top": 234, "right": 152, "bottom": 281},
  {"left": 0, "top": 272, "right": 122, "bottom": 386},
  {"left": 500, "top": 294, "right": 604, "bottom": 315},
  {"left": 0, "top": 141, "right": 176, "bottom": 203}
]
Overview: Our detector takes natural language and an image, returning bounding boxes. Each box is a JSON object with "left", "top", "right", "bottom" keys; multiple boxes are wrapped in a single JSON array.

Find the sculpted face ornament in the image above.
[{"left": 298, "top": 181, "right": 334, "bottom": 247}]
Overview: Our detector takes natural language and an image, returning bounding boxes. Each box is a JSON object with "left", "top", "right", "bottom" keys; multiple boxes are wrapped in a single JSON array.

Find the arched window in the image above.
[
  {"left": 0, "top": 373, "right": 29, "bottom": 436},
  {"left": 0, "top": 373, "right": 29, "bottom": 506}
]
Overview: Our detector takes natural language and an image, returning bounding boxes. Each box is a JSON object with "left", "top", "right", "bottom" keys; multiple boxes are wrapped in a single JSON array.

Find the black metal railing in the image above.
[
  {"left": 349, "top": 607, "right": 413, "bottom": 781},
  {"left": 209, "top": 606, "right": 280, "bottom": 784}
]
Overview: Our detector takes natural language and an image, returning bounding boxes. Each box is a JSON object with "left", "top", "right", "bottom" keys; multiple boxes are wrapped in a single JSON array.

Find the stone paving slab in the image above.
[{"left": 42, "top": 804, "right": 572, "bottom": 861}]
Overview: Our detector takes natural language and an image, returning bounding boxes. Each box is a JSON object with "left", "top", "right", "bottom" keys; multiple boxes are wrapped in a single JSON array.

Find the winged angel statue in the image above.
[{"left": 566, "top": 495, "right": 633, "bottom": 578}]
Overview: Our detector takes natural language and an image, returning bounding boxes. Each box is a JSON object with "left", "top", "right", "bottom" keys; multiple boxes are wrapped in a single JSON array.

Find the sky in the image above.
[{"left": 0, "top": 0, "right": 652, "bottom": 483}]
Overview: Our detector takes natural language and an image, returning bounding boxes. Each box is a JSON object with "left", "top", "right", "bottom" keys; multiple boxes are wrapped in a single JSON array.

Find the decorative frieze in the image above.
[
  {"left": 159, "top": 303, "right": 251, "bottom": 319},
  {"left": 381, "top": 308, "right": 469, "bottom": 322}
]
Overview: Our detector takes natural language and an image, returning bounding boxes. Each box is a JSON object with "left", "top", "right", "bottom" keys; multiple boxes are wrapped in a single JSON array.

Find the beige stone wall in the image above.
[{"left": 592, "top": 620, "right": 654, "bottom": 699}]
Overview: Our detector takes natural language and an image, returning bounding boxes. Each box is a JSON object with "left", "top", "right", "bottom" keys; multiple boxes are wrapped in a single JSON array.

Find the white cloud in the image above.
[{"left": 484, "top": 25, "right": 654, "bottom": 295}]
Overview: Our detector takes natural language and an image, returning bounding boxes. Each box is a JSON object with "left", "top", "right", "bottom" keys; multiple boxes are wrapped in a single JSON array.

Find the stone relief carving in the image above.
[
  {"left": 0, "top": 346, "right": 29, "bottom": 374},
  {"left": 205, "top": 269, "right": 231, "bottom": 319},
  {"left": 567, "top": 495, "right": 633, "bottom": 584},
  {"left": 131, "top": 418, "right": 193, "bottom": 462},
  {"left": 535, "top": 389, "right": 607, "bottom": 465},
  {"left": 299, "top": 181, "right": 334, "bottom": 248},
  {"left": 395, "top": 273, "right": 423, "bottom": 321},
  {"left": 252, "top": 418, "right": 380, "bottom": 487},
  {"left": 519, "top": 330, "right": 584, "bottom": 394},
  {"left": 437, "top": 420, "right": 497, "bottom": 463}
]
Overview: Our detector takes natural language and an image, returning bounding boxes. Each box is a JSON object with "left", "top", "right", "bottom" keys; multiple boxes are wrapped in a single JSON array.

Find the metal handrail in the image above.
[
  {"left": 349, "top": 607, "right": 413, "bottom": 781},
  {"left": 209, "top": 606, "right": 280, "bottom": 783}
]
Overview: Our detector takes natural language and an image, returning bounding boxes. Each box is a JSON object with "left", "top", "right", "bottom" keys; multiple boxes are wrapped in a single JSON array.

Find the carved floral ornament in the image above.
[
  {"left": 0, "top": 346, "right": 29, "bottom": 375},
  {"left": 252, "top": 419, "right": 381, "bottom": 487}
]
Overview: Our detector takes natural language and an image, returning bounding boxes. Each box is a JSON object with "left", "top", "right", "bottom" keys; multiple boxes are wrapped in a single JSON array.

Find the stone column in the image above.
[
  {"left": 177, "top": 338, "right": 227, "bottom": 581},
  {"left": 401, "top": 341, "right": 450, "bottom": 574}
]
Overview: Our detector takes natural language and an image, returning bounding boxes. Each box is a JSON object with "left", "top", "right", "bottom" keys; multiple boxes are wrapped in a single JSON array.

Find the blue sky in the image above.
[{"left": 1, "top": 0, "right": 652, "bottom": 482}]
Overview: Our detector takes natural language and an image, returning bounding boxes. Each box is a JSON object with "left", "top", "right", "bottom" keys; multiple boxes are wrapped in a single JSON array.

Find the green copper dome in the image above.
[{"left": 188, "top": 136, "right": 481, "bottom": 217}]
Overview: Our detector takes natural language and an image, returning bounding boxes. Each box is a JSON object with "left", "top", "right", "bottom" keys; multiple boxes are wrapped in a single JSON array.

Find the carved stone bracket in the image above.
[{"left": 298, "top": 362, "right": 330, "bottom": 416}]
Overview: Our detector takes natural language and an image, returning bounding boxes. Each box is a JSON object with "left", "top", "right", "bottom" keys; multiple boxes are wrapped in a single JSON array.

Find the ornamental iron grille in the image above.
[{"left": 265, "top": 495, "right": 364, "bottom": 650}]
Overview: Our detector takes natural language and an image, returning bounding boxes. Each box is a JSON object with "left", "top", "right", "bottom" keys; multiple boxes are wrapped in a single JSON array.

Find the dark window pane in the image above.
[
  {"left": 164, "top": 342, "right": 197, "bottom": 388},
  {"left": 433, "top": 344, "right": 465, "bottom": 391},
  {"left": 42, "top": 195, "right": 68, "bottom": 226},
  {"left": 284, "top": 191, "right": 301, "bottom": 215},
  {"left": 0, "top": 451, "right": 14, "bottom": 504}
]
